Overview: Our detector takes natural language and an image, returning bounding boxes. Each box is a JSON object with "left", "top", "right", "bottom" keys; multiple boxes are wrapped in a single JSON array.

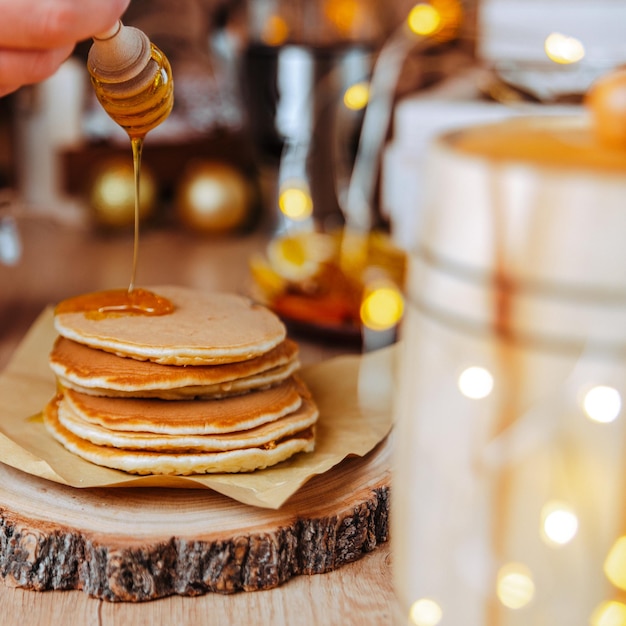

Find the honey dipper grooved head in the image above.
[{"left": 88, "top": 21, "right": 152, "bottom": 83}]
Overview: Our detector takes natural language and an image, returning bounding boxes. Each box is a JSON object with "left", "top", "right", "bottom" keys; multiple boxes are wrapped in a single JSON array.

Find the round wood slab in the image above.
[{"left": 0, "top": 436, "right": 391, "bottom": 602}]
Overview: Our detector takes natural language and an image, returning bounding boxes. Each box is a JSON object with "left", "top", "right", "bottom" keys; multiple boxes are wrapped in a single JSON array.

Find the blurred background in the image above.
[
  {"left": 1, "top": 0, "right": 626, "bottom": 359},
  {"left": 2, "top": 0, "right": 624, "bottom": 227},
  {"left": 0, "top": 0, "right": 475, "bottom": 232}
]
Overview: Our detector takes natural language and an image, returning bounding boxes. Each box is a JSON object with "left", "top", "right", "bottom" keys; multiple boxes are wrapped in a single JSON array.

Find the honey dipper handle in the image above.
[
  {"left": 93, "top": 20, "right": 122, "bottom": 41},
  {"left": 87, "top": 20, "right": 151, "bottom": 84}
]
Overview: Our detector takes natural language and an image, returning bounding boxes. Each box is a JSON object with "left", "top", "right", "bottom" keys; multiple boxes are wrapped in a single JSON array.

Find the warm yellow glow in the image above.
[
  {"left": 541, "top": 501, "right": 578, "bottom": 546},
  {"left": 409, "top": 598, "right": 443, "bottom": 626},
  {"left": 188, "top": 177, "right": 228, "bottom": 214},
  {"left": 261, "top": 14, "right": 289, "bottom": 46},
  {"left": 583, "top": 385, "right": 622, "bottom": 423},
  {"left": 360, "top": 282, "right": 404, "bottom": 331},
  {"left": 91, "top": 161, "right": 156, "bottom": 226},
  {"left": 497, "top": 563, "right": 535, "bottom": 610},
  {"left": 324, "top": 0, "right": 361, "bottom": 35},
  {"left": 406, "top": 0, "right": 462, "bottom": 43},
  {"left": 343, "top": 82, "right": 370, "bottom": 110},
  {"left": 604, "top": 536, "right": 626, "bottom": 591},
  {"left": 458, "top": 366, "right": 494, "bottom": 399},
  {"left": 100, "top": 173, "right": 133, "bottom": 206},
  {"left": 407, "top": 3, "right": 441, "bottom": 36},
  {"left": 545, "top": 32, "right": 585, "bottom": 64},
  {"left": 249, "top": 253, "right": 287, "bottom": 297},
  {"left": 266, "top": 231, "right": 335, "bottom": 282},
  {"left": 279, "top": 185, "right": 313, "bottom": 221},
  {"left": 267, "top": 235, "right": 317, "bottom": 282},
  {"left": 591, "top": 601, "right": 626, "bottom": 626}
]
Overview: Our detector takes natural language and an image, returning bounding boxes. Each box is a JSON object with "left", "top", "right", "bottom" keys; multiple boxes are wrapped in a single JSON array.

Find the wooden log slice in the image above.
[{"left": 0, "top": 436, "right": 391, "bottom": 602}]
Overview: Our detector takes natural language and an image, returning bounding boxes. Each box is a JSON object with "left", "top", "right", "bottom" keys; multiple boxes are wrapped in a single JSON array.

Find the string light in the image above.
[
  {"left": 407, "top": 3, "right": 442, "bottom": 36},
  {"left": 497, "top": 563, "right": 535, "bottom": 610},
  {"left": 541, "top": 502, "right": 579, "bottom": 546},
  {"left": 409, "top": 598, "right": 443, "bottom": 626},
  {"left": 590, "top": 601, "right": 626, "bottom": 626},
  {"left": 458, "top": 366, "right": 494, "bottom": 399},
  {"left": 360, "top": 280, "right": 404, "bottom": 331},
  {"left": 343, "top": 82, "right": 370, "bottom": 110},
  {"left": 278, "top": 182, "right": 313, "bottom": 221},
  {"left": 545, "top": 32, "right": 585, "bottom": 64},
  {"left": 604, "top": 536, "right": 626, "bottom": 591},
  {"left": 583, "top": 386, "right": 622, "bottom": 424},
  {"left": 407, "top": 0, "right": 463, "bottom": 42}
]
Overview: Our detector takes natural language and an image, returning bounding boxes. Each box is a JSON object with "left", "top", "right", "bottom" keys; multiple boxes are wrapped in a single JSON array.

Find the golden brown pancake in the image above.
[
  {"left": 61, "top": 377, "right": 305, "bottom": 434},
  {"left": 56, "top": 392, "right": 319, "bottom": 452},
  {"left": 53, "top": 286, "right": 287, "bottom": 365},
  {"left": 49, "top": 336, "right": 300, "bottom": 399},
  {"left": 46, "top": 285, "right": 319, "bottom": 475},
  {"left": 44, "top": 397, "right": 316, "bottom": 475}
]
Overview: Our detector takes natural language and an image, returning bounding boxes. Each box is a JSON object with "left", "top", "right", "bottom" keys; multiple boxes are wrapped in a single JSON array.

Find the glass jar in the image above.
[{"left": 392, "top": 115, "right": 626, "bottom": 626}]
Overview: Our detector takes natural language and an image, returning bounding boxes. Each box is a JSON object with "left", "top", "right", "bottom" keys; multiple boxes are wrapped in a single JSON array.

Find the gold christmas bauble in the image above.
[
  {"left": 89, "top": 158, "right": 157, "bottom": 228},
  {"left": 176, "top": 160, "right": 252, "bottom": 234}
]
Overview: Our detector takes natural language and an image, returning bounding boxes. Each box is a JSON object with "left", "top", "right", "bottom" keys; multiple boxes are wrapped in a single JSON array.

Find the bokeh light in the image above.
[
  {"left": 497, "top": 563, "right": 535, "bottom": 610},
  {"left": 343, "top": 82, "right": 370, "bottom": 110},
  {"left": 458, "top": 366, "right": 494, "bottom": 399},
  {"left": 261, "top": 14, "right": 289, "bottom": 46},
  {"left": 278, "top": 183, "right": 313, "bottom": 221},
  {"left": 407, "top": 3, "right": 442, "bottom": 36},
  {"left": 360, "top": 281, "right": 404, "bottom": 331},
  {"left": 90, "top": 159, "right": 156, "bottom": 227},
  {"left": 604, "top": 536, "right": 626, "bottom": 591},
  {"left": 545, "top": 32, "right": 585, "bottom": 64},
  {"left": 541, "top": 501, "right": 579, "bottom": 546},
  {"left": 583, "top": 385, "right": 622, "bottom": 423},
  {"left": 409, "top": 598, "right": 443, "bottom": 626},
  {"left": 406, "top": 0, "right": 462, "bottom": 42},
  {"left": 188, "top": 177, "right": 226, "bottom": 213},
  {"left": 266, "top": 235, "right": 317, "bottom": 282},
  {"left": 324, "top": 0, "right": 361, "bottom": 36},
  {"left": 264, "top": 231, "right": 337, "bottom": 283},
  {"left": 591, "top": 601, "right": 626, "bottom": 626}
]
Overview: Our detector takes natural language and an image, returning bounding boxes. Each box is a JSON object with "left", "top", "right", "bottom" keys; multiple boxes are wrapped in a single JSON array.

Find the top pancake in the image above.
[{"left": 53, "top": 286, "right": 286, "bottom": 365}]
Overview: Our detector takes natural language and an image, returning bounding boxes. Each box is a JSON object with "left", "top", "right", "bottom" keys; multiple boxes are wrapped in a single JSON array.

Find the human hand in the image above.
[{"left": 0, "top": 0, "right": 131, "bottom": 96}]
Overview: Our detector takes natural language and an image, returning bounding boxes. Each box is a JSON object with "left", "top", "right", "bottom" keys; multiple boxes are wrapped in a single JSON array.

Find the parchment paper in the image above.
[{"left": 0, "top": 309, "right": 396, "bottom": 509}]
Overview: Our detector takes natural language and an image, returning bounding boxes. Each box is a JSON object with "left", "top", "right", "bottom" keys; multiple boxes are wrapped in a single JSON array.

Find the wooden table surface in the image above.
[{"left": 0, "top": 212, "right": 395, "bottom": 625}]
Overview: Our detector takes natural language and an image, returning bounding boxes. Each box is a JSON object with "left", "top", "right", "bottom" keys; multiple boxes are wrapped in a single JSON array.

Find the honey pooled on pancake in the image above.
[{"left": 54, "top": 286, "right": 287, "bottom": 366}]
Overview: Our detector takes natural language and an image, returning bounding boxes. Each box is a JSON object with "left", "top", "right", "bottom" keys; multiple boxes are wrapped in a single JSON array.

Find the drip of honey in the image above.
[
  {"left": 75, "top": 22, "right": 175, "bottom": 316},
  {"left": 130, "top": 136, "right": 143, "bottom": 292}
]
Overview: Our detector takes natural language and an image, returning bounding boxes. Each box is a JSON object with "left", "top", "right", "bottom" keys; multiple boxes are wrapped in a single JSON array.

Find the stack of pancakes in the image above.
[{"left": 43, "top": 285, "right": 318, "bottom": 475}]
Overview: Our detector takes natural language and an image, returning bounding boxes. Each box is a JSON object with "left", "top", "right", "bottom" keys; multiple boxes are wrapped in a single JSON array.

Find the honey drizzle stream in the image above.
[
  {"left": 486, "top": 164, "right": 523, "bottom": 626},
  {"left": 129, "top": 136, "right": 143, "bottom": 293},
  {"left": 54, "top": 133, "right": 175, "bottom": 317}
]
